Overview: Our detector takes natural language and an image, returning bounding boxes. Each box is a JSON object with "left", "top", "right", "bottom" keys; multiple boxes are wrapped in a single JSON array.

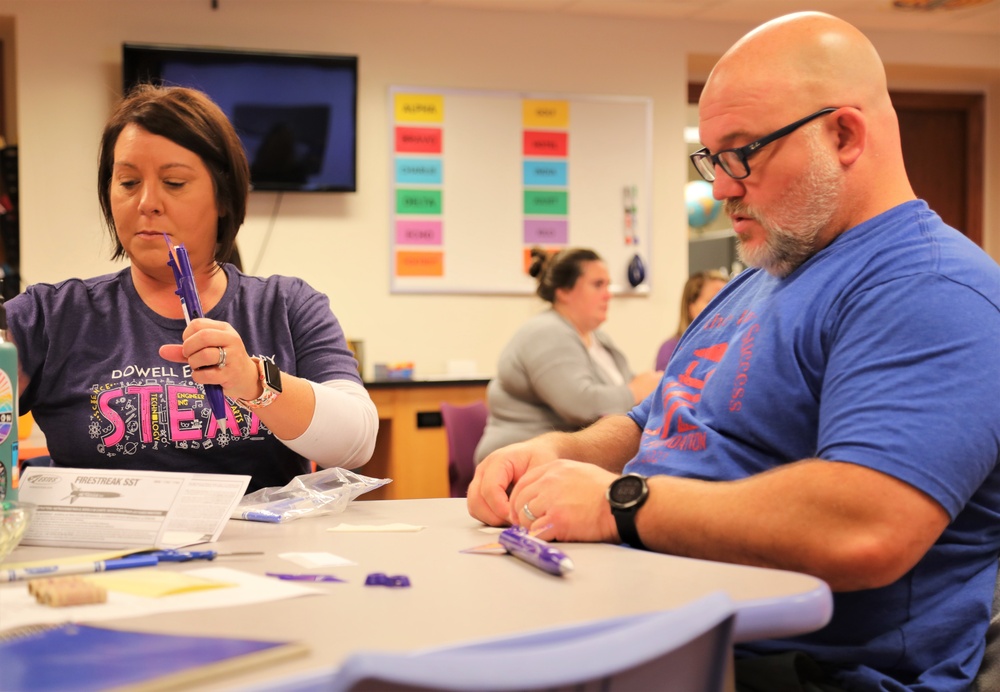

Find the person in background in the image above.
[
  {"left": 6, "top": 85, "right": 378, "bottom": 492},
  {"left": 467, "top": 12, "right": 1000, "bottom": 691},
  {"left": 474, "top": 247, "right": 661, "bottom": 465},
  {"left": 654, "top": 269, "right": 729, "bottom": 370}
]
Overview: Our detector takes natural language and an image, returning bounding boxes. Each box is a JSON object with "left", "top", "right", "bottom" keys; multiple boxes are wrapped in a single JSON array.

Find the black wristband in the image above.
[{"left": 606, "top": 474, "right": 650, "bottom": 550}]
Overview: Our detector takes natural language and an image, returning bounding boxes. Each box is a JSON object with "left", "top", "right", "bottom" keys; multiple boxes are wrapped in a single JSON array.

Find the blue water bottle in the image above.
[{"left": 0, "top": 299, "right": 18, "bottom": 501}]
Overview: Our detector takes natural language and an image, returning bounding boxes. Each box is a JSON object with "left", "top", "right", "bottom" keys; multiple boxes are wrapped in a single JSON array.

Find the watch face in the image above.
[
  {"left": 610, "top": 475, "right": 648, "bottom": 509},
  {"left": 262, "top": 358, "right": 283, "bottom": 393}
]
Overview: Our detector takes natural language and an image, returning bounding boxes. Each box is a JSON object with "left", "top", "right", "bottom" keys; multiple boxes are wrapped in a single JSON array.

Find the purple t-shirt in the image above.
[
  {"left": 654, "top": 336, "right": 679, "bottom": 371},
  {"left": 7, "top": 264, "right": 360, "bottom": 492}
]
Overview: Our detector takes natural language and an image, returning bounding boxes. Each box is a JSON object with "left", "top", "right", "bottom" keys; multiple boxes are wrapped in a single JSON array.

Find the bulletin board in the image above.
[{"left": 388, "top": 86, "right": 653, "bottom": 295}]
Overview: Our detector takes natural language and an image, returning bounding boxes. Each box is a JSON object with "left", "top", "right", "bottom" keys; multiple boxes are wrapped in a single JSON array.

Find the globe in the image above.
[{"left": 685, "top": 180, "right": 722, "bottom": 228}]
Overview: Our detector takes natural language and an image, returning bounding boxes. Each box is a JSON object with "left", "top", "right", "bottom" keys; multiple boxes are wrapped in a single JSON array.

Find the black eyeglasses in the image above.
[{"left": 690, "top": 107, "right": 839, "bottom": 182}]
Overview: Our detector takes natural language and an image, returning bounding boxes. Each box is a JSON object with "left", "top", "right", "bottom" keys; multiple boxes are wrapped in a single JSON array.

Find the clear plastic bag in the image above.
[{"left": 232, "top": 467, "right": 391, "bottom": 523}]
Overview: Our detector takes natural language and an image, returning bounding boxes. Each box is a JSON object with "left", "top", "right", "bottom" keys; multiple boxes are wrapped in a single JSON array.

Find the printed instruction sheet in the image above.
[{"left": 18, "top": 467, "right": 250, "bottom": 549}]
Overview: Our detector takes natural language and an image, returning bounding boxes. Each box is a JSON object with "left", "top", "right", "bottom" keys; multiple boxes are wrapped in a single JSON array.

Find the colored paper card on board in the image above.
[
  {"left": 523, "top": 160, "right": 567, "bottom": 187},
  {"left": 523, "top": 130, "right": 568, "bottom": 157},
  {"left": 396, "top": 189, "right": 443, "bottom": 214},
  {"left": 396, "top": 220, "right": 443, "bottom": 245},
  {"left": 524, "top": 189, "right": 568, "bottom": 215},
  {"left": 395, "top": 126, "right": 443, "bottom": 154},
  {"left": 523, "top": 100, "right": 569, "bottom": 128},
  {"left": 395, "top": 157, "right": 443, "bottom": 184},
  {"left": 395, "top": 93, "right": 444, "bottom": 123},
  {"left": 396, "top": 250, "right": 444, "bottom": 277},
  {"left": 524, "top": 219, "right": 568, "bottom": 245}
]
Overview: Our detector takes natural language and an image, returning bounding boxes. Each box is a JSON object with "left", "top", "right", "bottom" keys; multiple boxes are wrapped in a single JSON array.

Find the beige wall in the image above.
[{"left": 1, "top": 0, "right": 997, "bottom": 379}]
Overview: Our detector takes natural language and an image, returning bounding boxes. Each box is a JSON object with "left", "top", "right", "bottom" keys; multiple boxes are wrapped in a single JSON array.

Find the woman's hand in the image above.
[
  {"left": 157, "top": 317, "right": 262, "bottom": 403},
  {"left": 628, "top": 370, "right": 662, "bottom": 403}
]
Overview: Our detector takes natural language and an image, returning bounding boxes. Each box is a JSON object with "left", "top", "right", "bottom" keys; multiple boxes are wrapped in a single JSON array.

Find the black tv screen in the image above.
[{"left": 122, "top": 43, "right": 358, "bottom": 192}]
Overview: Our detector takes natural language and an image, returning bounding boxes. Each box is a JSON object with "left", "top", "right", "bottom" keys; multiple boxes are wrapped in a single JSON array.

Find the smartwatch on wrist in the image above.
[
  {"left": 237, "top": 356, "right": 283, "bottom": 410},
  {"left": 606, "top": 474, "right": 650, "bottom": 550}
]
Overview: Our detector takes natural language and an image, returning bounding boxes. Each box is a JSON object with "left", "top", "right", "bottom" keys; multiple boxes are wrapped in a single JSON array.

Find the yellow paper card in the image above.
[{"left": 84, "top": 571, "right": 234, "bottom": 597}]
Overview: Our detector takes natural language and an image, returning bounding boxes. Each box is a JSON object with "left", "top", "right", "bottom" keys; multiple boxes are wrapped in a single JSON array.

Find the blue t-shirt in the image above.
[
  {"left": 627, "top": 201, "right": 1000, "bottom": 691},
  {"left": 7, "top": 264, "right": 361, "bottom": 492}
]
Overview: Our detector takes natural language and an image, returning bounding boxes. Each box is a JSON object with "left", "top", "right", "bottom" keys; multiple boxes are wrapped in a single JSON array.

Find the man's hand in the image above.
[
  {"left": 508, "top": 460, "right": 620, "bottom": 543},
  {"left": 468, "top": 417, "right": 642, "bottom": 528},
  {"left": 466, "top": 436, "right": 562, "bottom": 526}
]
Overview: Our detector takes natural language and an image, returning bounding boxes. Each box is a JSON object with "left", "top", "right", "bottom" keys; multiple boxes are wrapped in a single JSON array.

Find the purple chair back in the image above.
[{"left": 441, "top": 401, "right": 488, "bottom": 498}]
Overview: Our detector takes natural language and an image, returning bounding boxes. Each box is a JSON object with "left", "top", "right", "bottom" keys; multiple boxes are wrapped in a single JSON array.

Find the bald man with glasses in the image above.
[{"left": 468, "top": 11, "right": 1000, "bottom": 692}]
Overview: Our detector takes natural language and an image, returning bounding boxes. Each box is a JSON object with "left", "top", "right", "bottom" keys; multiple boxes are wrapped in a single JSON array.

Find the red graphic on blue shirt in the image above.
[{"left": 638, "top": 341, "right": 727, "bottom": 460}]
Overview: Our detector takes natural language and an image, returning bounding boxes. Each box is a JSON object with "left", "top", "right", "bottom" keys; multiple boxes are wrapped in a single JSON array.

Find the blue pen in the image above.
[
  {"left": 150, "top": 549, "right": 263, "bottom": 561},
  {"left": 0, "top": 554, "right": 160, "bottom": 583},
  {"left": 498, "top": 526, "right": 574, "bottom": 577},
  {"left": 164, "top": 235, "right": 229, "bottom": 429}
]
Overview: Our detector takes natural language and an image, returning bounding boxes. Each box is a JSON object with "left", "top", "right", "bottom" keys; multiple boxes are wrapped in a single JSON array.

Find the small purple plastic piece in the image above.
[
  {"left": 266, "top": 572, "right": 345, "bottom": 583},
  {"left": 364, "top": 572, "right": 411, "bottom": 587}
]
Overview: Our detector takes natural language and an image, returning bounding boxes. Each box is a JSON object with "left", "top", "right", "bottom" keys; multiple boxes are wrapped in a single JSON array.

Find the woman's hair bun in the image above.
[{"left": 528, "top": 246, "right": 548, "bottom": 278}]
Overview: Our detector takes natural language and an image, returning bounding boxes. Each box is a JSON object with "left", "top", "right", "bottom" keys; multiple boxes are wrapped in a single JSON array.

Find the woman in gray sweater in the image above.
[{"left": 475, "top": 248, "right": 661, "bottom": 464}]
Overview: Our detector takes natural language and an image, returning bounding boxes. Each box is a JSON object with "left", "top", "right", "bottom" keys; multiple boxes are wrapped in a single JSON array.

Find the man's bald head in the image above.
[
  {"left": 699, "top": 12, "right": 915, "bottom": 237},
  {"left": 703, "top": 12, "right": 890, "bottom": 120}
]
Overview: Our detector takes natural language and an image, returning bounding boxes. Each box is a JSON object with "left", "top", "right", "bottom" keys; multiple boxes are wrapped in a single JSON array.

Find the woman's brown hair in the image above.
[
  {"left": 674, "top": 269, "right": 729, "bottom": 337},
  {"left": 97, "top": 84, "right": 250, "bottom": 266},
  {"left": 528, "top": 247, "right": 602, "bottom": 303}
]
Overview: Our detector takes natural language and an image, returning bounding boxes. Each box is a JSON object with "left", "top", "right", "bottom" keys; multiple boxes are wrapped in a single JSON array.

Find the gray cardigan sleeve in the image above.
[{"left": 507, "top": 310, "right": 635, "bottom": 427}]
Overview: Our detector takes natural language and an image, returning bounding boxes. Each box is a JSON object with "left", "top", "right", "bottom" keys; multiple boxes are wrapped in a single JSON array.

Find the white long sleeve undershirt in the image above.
[{"left": 276, "top": 379, "right": 378, "bottom": 470}]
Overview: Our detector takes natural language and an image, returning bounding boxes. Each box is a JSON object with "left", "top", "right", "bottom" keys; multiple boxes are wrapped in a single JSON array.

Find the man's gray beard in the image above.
[
  {"left": 730, "top": 132, "right": 842, "bottom": 278},
  {"left": 734, "top": 222, "right": 819, "bottom": 278}
]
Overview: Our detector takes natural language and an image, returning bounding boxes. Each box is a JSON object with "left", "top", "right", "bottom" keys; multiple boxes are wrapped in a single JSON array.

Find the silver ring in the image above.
[
  {"left": 523, "top": 503, "right": 537, "bottom": 522},
  {"left": 217, "top": 347, "right": 227, "bottom": 369}
]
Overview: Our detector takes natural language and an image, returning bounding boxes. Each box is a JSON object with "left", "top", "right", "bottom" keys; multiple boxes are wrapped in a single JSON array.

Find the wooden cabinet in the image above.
[{"left": 361, "top": 379, "right": 488, "bottom": 500}]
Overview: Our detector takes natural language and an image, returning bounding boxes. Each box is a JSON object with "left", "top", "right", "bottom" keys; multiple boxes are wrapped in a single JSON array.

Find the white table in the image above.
[{"left": 2, "top": 498, "right": 832, "bottom": 690}]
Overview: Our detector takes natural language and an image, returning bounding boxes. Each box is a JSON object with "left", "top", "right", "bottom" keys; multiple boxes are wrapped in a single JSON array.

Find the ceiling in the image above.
[{"left": 351, "top": 0, "right": 1000, "bottom": 37}]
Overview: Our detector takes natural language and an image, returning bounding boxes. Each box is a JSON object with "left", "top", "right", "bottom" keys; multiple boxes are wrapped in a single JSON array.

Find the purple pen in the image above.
[
  {"left": 498, "top": 526, "right": 574, "bottom": 576},
  {"left": 164, "top": 235, "right": 229, "bottom": 429}
]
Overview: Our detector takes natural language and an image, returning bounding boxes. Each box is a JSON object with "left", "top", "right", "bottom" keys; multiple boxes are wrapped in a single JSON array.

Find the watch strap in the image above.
[
  {"left": 612, "top": 507, "right": 647, "bottom": 551},
  {"left": 237, "top": 356, "right": 281, "bottom": 410}
]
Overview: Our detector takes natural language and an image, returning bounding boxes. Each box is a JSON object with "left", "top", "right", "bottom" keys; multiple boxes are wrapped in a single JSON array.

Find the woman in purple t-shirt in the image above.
[{"left": 7, "top": 85, "right": 377, "bottom": 491}]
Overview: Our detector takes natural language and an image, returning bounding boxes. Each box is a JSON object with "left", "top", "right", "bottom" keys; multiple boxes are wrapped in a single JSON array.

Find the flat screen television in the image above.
[{"left": 122, "top": 43, "right": 358, "bottom": 192}]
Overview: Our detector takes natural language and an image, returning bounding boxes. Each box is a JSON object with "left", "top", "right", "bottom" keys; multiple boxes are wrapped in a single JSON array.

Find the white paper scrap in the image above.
[
  {"left": 278, "top": 552, "right": 356, "bottom": 568},
  {"left": 326, "top": 523, "right": 425, "bottom": 533}
]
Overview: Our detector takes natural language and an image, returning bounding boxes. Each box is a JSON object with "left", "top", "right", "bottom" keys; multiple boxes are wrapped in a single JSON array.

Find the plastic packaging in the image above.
[
  {"left": 0, "top": 300, "right": 18, "bottom": 501},
  {"left": 233, "top": 467, "right": 391, "bottom": 523}
]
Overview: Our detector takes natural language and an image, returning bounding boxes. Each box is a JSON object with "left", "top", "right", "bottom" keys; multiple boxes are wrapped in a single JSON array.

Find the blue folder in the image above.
[{"left": 0, "top": 622, "right": 306, "bottom": 691}]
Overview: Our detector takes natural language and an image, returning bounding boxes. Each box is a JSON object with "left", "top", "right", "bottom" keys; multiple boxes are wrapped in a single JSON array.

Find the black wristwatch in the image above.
[{"left": 607, "top": 474, "right": 650, "bottom": 550}]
